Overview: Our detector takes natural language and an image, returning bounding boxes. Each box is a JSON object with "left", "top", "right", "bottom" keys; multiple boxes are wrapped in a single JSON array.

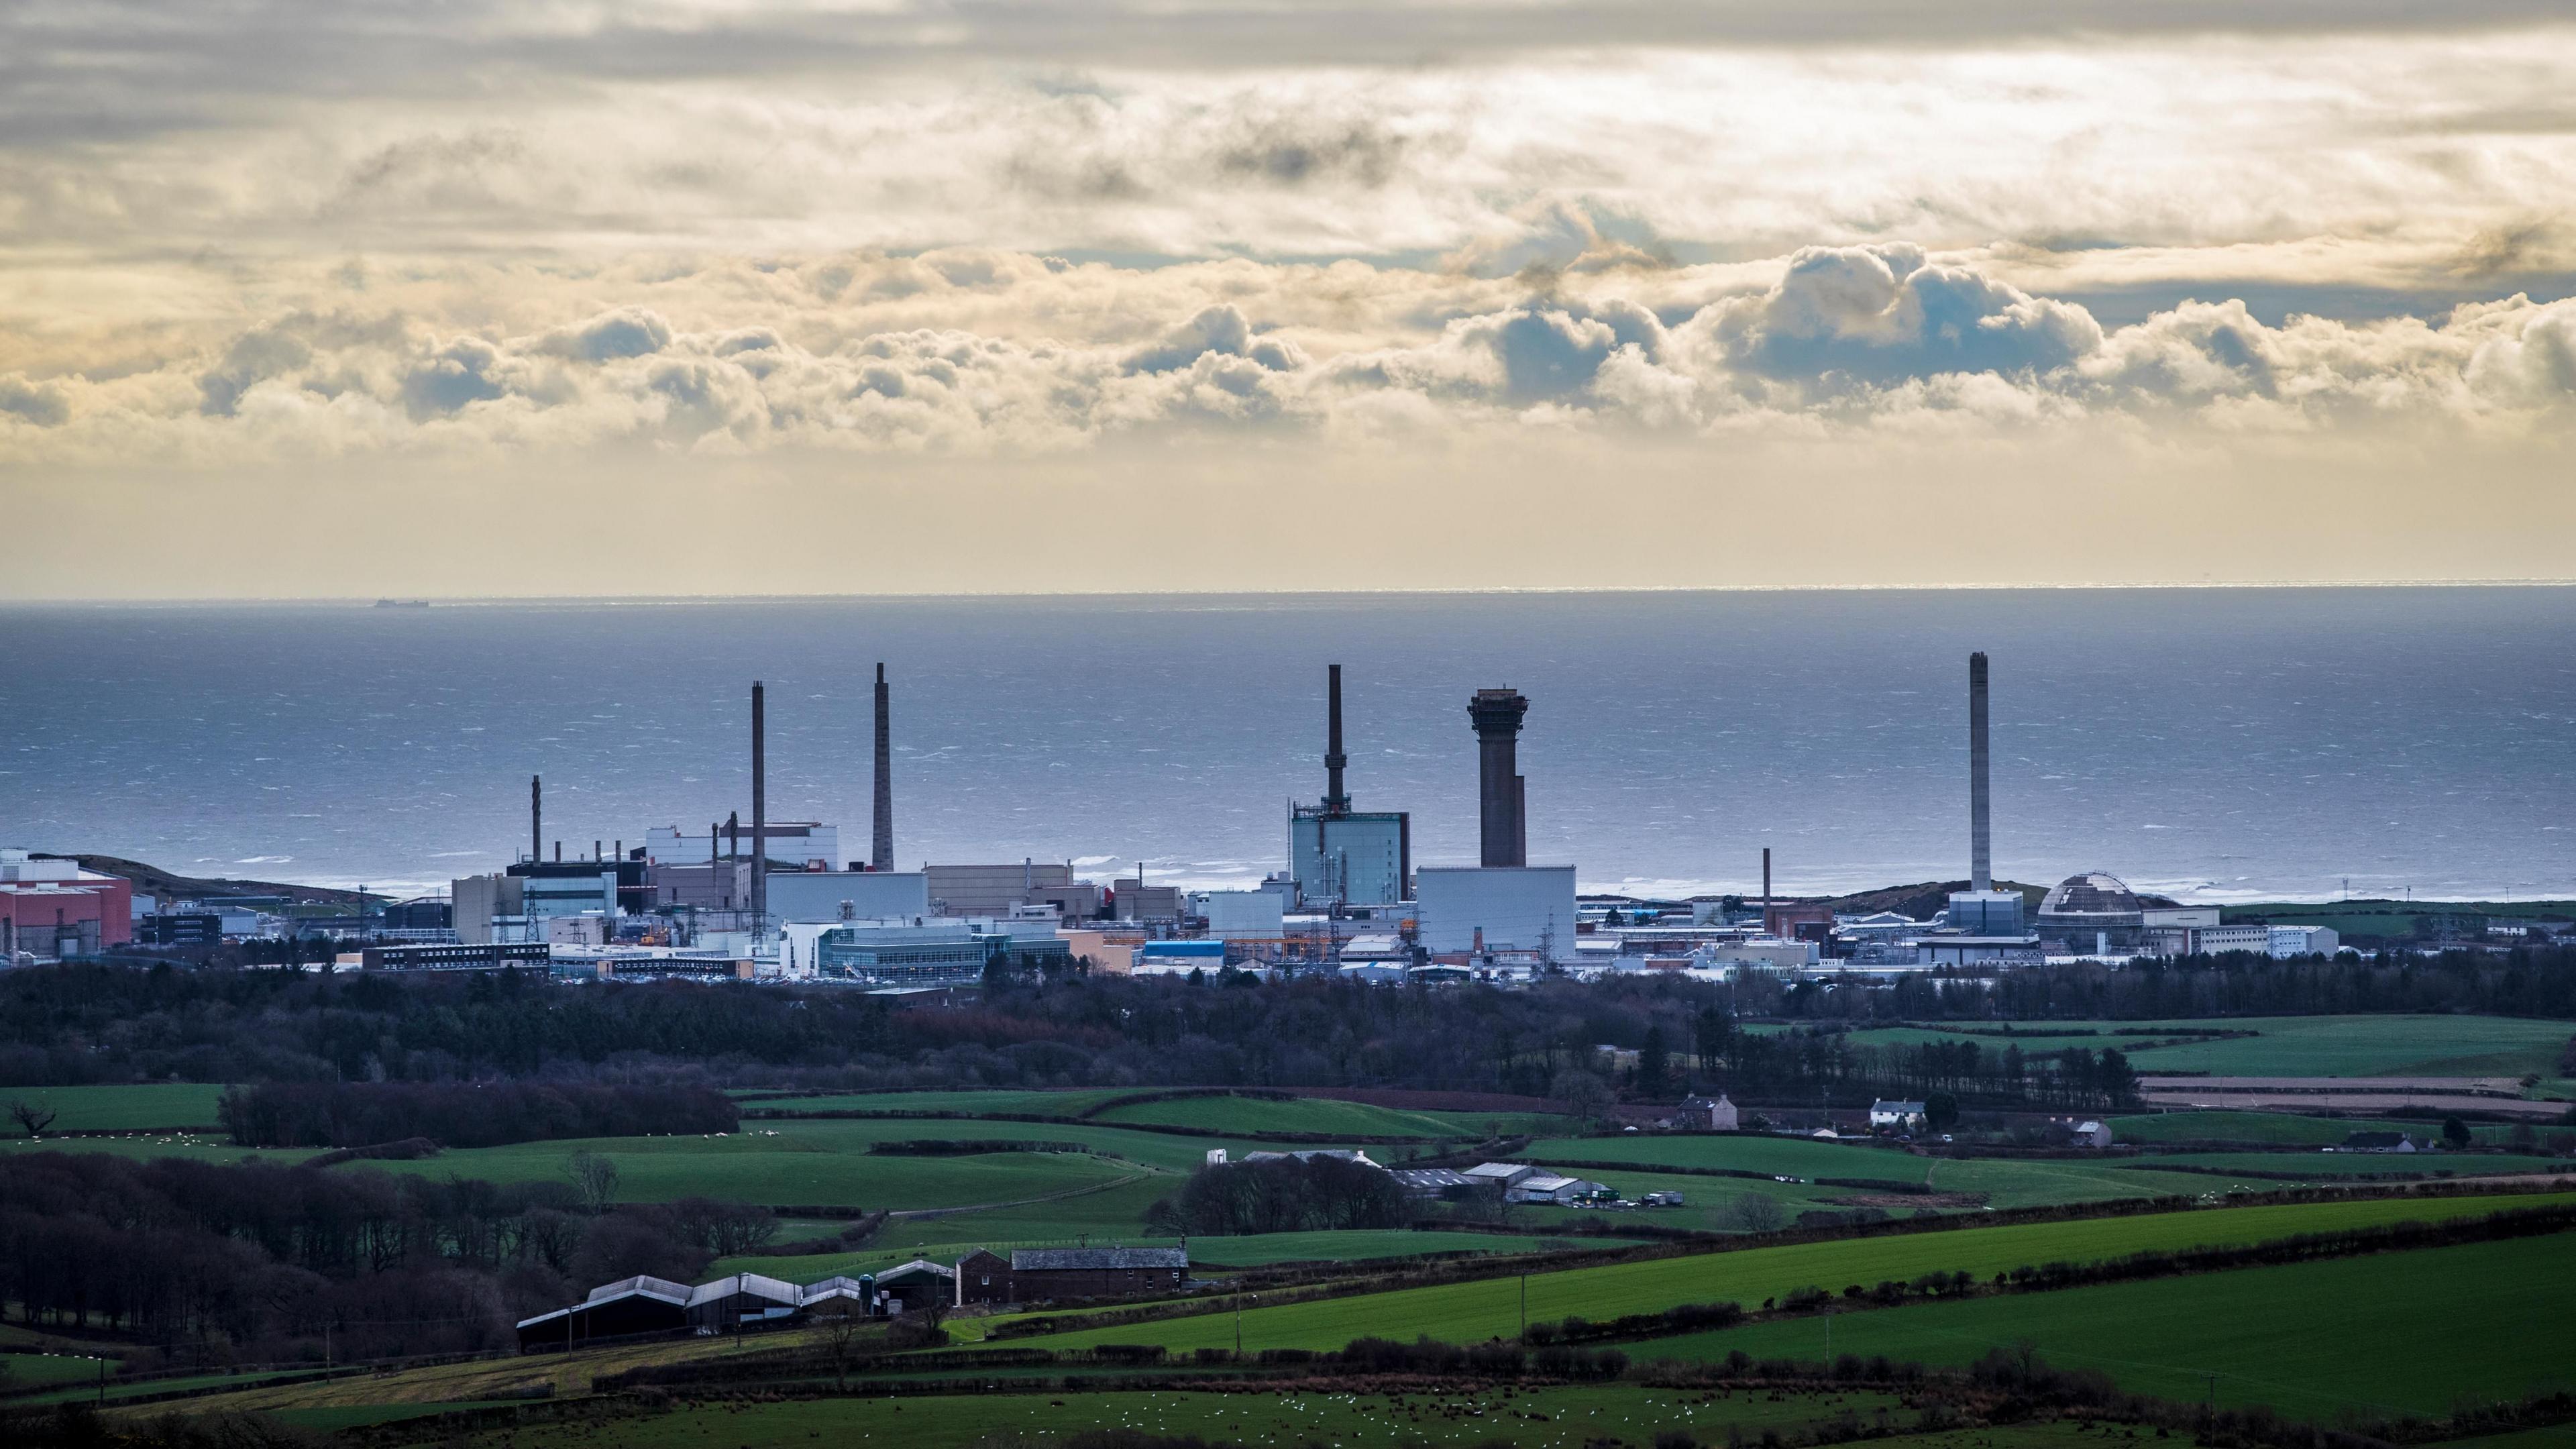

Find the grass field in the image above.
[
  {"left": 741, "top": 1089, "right": 1136, "bottom": 1118},
  {"left": 1009, "top": 1191, "right": 2576, "bottom": 1354},
  {"left": 2108, "top": 1111, "right": 2553, "bottom": 1146},
  {"left": 0, "top": 1083, "right": 230, "bottom": 1135},
  {"left": 2106, "top": 1150, "right": 2568, "bottom": 1181},
  {"left": 270, "top": 1401, "right": 528, "bottom": 1431},
  {"left": 1644, "top": 1230, "right": 2576, "bottom": 1421},
  {"left": 1, "top": 1350, "right": 116, "bottom": 1391},
  {"left": 1519, "top": 1134, "right": 2301, "bottom": 1214},
  {"left": 718, "top": 1228, "right": 1633, "bottom": 1282},
  {"left": 1091, "top": 1094, "right": 1562, "bottom": 1139},
  {"left": 0, "top": 1133, "right": 311, "bottom": 1169},
  {"left": 453, "top": 1385, "right": 1914, "bottom": 1449},
  {"left": 1817, "top": 1016, "right": 2572, "bottom": 1079}
]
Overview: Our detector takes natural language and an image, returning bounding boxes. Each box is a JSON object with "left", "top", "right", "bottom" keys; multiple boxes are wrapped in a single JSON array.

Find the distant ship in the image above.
[{"left": 372, "top": 598, "right": 432, "bottom": 608}]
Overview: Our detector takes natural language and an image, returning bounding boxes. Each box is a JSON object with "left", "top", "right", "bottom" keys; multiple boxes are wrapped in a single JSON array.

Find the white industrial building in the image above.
[
  {"left": 453, "top": 871, "right": 616, "bottom": 945},
  {"left": 2268, "top": 924, "right": 2341, "bottom": 957},
  {"left": 762, "top": 870, "right": 930, "bottom": 926},
  {"left": 1415, "top": 865, "right": 1576, "bottom": 961},
  {"left": 1290, "top": 809, "right": 1409, "bottom": 906},
  {"left": 1200, "top": 889, "right": 1287, "bottom": 938}
]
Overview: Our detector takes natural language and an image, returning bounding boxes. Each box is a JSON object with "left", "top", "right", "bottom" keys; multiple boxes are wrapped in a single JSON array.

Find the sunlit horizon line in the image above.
[{"left": 7, "top": 577, "right": 2576, "bottom": 610}]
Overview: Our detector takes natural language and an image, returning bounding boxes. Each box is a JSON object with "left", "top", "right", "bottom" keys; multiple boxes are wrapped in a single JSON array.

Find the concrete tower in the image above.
[
  {"left": 1322, "top": 663, "right": 1350, "bottom": 816},
  {"left": 1468, "top": 688, "right": 1529, "bottom": 868},
  {"left": 750, "top": 680, "right": 767, "bottom": 926},
  {"left": 871, "top": 663, "right": 894, "bottom": 871},
  {"left": 1969, "top": 651, "right": 1992, "bottom": 892}
]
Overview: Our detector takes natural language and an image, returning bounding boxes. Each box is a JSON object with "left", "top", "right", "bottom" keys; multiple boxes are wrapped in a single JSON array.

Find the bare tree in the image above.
[
  {"left": 1729, "top": 1192, "right": 1787, "bottom": 1234},
  {"left": 6, "top": 1101, "right": 56, "bottom": 1138},
  {"left": 820, "top": 1311, "right": 868, "bottom": 1390},
  {"left": 565, "top": 1150, "right": 619, "bottom": 1213}
]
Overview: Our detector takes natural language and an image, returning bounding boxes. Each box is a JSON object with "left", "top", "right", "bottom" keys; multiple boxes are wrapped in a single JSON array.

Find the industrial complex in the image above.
[{"left": 12, "top": 653, "right": 2378, "bottom": 984}]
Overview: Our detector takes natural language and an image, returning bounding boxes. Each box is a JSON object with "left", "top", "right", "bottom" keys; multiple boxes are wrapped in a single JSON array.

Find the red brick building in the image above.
[{"left": 1, "top": 851, "right": 132, "bottom": 959}]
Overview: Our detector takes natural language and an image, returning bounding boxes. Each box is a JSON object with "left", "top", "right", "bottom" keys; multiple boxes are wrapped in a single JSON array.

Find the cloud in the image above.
[
  {"left": 1707, "top": 244, "right": 2104, "bottom": 390},
  {"left": 0, "top": 374, "right": 68, "bottom": 427},
  {"left": 2, "top": 245, "right": 2565, "bottom": 470}
]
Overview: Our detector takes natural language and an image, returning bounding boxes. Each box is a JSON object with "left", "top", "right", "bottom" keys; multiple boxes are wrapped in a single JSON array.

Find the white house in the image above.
[{"left": 1868, "top": 1099, "right": 1927, "bottom": 1131}]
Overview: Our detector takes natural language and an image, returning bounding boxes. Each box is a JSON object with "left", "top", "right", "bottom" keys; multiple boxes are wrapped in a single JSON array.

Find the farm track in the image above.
[{"left": 889, "top": 1165, "right": 1161, "bottom": 1221}]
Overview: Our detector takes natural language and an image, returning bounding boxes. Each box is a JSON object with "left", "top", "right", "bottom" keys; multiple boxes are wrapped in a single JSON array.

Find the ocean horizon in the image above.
[{"left": 5, "top": 586, "right": 2572, "bottom": 906}]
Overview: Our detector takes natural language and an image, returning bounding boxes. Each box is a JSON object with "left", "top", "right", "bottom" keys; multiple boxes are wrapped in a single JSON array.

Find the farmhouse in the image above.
[
  {"left": 955, "top": 1245, "right": 1190, "bottom": 1305},
  {"left": 1677, "top": 1093, "right": 1739, "bottom": 1131},
  {"left": 1869, "top": 1099, "right": 1927, "bottom": 1131}
]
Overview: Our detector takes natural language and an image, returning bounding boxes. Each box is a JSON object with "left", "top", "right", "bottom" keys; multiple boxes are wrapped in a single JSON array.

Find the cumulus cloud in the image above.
[
  {"left": 0, "top": 247, "right": 2567, "bottom": 469},
  {"left": 0, "top": 374, "right": 68, "bottom": 427}
]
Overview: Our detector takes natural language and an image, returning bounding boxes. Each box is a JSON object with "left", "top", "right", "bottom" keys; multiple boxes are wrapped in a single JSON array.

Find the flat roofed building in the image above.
[
  {"left": 762, "top": 869, "right": 930, "bottom": 926},
  {"left": 1289, "top": 808, "right": 1410, "bottom": 907},
  {"left": 1416, "top": 865, "right": 1576, "bottom": 960},
  {"left": 0, "top": 849, "right": 133, "bottom": 957},
  {"left": 926, "top": 862, "right": 1074, "bottom": 917}
]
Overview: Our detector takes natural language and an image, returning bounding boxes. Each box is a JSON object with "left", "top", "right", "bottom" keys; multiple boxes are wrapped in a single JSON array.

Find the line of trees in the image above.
[
  {"left": 0, "top": 1153, "right": 771, "bottom": 1366},
  {"left": 1144, "top": 1155, "right": 1413, "bottom": 1236},
  {"left": 217, "top": 1081, "right": 737, "bottom": 1149},
  {"left": 1, "top": 952, "right": 2569, "bottom": 1106}
]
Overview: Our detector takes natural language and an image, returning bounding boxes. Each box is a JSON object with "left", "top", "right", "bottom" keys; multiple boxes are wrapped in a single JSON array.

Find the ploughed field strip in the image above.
[
  {"left": 450, "top": 1385, "right": 1924, "bottom": 1449},
  {"left": 1634, "top": 1230, "right": 2576, "bottom": 1420},
  {"left": 1012, "top": 1191, "right": 2576, "bottom": 1354}
]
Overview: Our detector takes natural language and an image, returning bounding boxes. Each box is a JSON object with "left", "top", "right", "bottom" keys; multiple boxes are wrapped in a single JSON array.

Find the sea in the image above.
[{"left": 3, "top": 588, "right": 2573, "bottom": 905}]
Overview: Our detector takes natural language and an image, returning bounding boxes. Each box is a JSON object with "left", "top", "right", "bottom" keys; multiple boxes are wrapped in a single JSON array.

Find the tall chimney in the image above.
[
  {"left": 1323, "top": 664, "right": 1350, "bottom": 816},
  {"left": 872, "top": 663, "right": 894, "bottom": 871},
  {"left": 530, "top": 775, "right": 542, "bottom": 863},
  {"left": 1762, "top": 847, "right": 1771, "bottom": 925},
  {"left": 1970, "top": 651, "right": 1992, "bottom": 893},
  {"left": 1467, "top": 688, "right": 1529, "bottom": 867},
  {"left": 751, "top": 680, "right": 767, "bottom": 926}
]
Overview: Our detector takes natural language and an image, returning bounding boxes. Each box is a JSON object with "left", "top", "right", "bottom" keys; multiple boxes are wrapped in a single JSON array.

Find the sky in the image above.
[{"left": 5, "top": 1, "right": 2575, "bottom": 598}]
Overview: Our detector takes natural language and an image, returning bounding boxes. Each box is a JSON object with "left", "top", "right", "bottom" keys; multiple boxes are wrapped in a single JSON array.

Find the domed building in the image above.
[{"left": 2035, "top": 872, "right": 2145, "bottom": 955}]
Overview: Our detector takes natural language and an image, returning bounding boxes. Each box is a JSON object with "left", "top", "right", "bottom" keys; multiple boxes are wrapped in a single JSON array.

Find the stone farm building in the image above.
[{"left": 956, "top": 1246, "right": 1191, "bottom": 1306}]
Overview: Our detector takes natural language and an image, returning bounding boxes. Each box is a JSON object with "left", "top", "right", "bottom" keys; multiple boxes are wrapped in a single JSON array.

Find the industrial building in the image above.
[
  {"left": 1929, "top": 652, "right": 2041, "bottom": 957},
  {"left": 452, "top": 865, "right": 619, "bottom": 945},
  {"left": 1288, "top": 665, "right": 1412, "bottom": 907},
  {"left": 1416, "top": 865, "right": 1576, "bottom": 959},
  {"left": 0, "top": 849, "right": 132, "bottom": 959},
  {"left": 762, "top": 869, "right": 930, "bottom": 925},
  {"left": 797, "top": 916, "right": 1070, "bottom": 986},
  {"left": 2035, "top": 871, "right": 2147, "bottom": 955},
  {"left": 926, "top": 862, "right": 1086, "bottom": 918}
]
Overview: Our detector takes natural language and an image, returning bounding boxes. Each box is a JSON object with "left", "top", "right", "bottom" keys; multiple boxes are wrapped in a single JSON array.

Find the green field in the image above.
[
  {"left": 1646, "top": 1230, "right": 2576, "bottom": 1420},
  {"left": 1093, "top": 1094, "right": 1562, "bottom": 1140},
  {"left": 0, "top": 1350, "right": 117, "bottom": 1390},
  {"left": 0, "top": 1083, "right": 230, "bottom": 1135},
  {"left": 0, "top": 1133, "right": 310, "bottom": 1169},
  {"left": 468, "top": 1384, "right": 1911, "bottom": 1449},
  {"left": 1009, "top": 1191, "right": 2576, "bottom": 1354},
  {"left": 1519, "top": 1133, "right": 2310, "bottom": 1213},
  {"left": 271, "top": 1401, "right": 529, "bottom": 1432},
  {"left": 2106, "top": 1149, "right": 2568, "bottom": 1181},
  {"left": 1815, "top": 1016, "right": 2572, "bottom": 1079},
  {"left": 2108, "top": 1110, "right": 2551, "bottom": 1146},
  {"left": 718, "top": 1228, "right": 1629, "bottom": 1283},
  {"left": 741, "top": 1089, "right": 1135, "bottom": 1118}
]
